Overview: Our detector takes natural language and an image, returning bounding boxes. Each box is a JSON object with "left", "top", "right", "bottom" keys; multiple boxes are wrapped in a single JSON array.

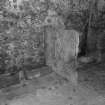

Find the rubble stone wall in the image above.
[
  {"left": 1, "top": 0, "right": 104, "bottom": 75},
  {"left": 0, "top": 0, "right": 88, "bottom": 75}
]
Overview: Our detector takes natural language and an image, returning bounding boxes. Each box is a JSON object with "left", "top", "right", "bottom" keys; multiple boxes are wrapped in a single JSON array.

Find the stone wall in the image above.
[
  {"left": 0, "top": 0, "right": 104, "bottom": 75},
  {"left": 0, "top": 0, "right": 85, "bottom": 74},
  {"left": 0, "top": 0, "right": 48, "bottom": 74}
]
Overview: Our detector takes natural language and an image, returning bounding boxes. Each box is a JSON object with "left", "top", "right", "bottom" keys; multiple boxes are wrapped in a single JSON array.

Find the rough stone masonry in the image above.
[{"left": 45, "top": 10, "right": 80, "bottom": 85}]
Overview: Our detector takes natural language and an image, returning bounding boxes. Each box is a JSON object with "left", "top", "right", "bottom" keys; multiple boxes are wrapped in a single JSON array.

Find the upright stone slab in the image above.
[{"left": 46, "top": 26, "right": 79, "bottom": 84}]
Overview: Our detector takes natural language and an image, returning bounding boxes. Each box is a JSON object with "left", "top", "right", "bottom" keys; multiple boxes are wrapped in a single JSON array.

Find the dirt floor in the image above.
[
  {"left": 0, "top": 65, "right": 105, "bottom": 105},
  {"left": 78, "top": 62, "right": 105, "bottom": 96}
]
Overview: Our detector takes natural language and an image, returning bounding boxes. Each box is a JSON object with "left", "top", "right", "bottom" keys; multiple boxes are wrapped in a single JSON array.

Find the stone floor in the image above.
[{"left": 0, "top": 68, "right": 105, "bottom": 105}]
